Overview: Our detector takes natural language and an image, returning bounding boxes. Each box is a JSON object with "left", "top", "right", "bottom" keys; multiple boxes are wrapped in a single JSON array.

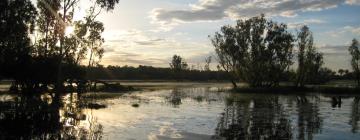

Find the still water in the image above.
[{"left": 1, "top": 83, "right": 360, "bottom": 140}]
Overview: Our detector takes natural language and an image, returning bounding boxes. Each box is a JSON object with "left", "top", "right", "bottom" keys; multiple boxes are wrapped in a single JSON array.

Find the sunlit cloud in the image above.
[{"left": 150, "top": 0, "right": 348, "bottom": 30}]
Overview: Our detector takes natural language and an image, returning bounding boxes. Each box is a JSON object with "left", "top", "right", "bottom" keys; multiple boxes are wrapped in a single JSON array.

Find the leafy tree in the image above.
[
  {"left": 85, "top": 14, "right": 105, "bottom": 67},
  {"left": 32, "top": 0, "right": 119, "bottom": 89},
  {"left": 349, "top": 38, "right": 360, "bottom": 87},
  {"left": 211, "top": 15, "right": 294, "bottom": 87},
  {"left": 204, "top": 56, "right": 212, "bottom": 71},
  {"left": 35, "top": 0, "right": 60, "bottom": 57},
  {"left": 170, "top": 55, "right": 188, "bottom": 71},
  {"left": 338, "top": 69, "right": 345, "bottom": 76},
  {"left": 0, "top": 0, "right": 37, "bottom": 84},
  {"left": 295, "top": 26, "right": 323, "bottom": 87}
]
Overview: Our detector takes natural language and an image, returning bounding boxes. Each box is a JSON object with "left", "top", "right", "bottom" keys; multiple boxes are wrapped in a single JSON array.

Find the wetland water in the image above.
[{"left": 1, "top": 82, "right": 360, "bottom": 139}]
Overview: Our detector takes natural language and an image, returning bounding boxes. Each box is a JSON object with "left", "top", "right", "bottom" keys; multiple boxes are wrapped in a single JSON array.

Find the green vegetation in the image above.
[
  {"left": 211, "top": 15, "right": 294, "bottom": 88},
  {"left": 86, "top": 65, "right": 229, "bottom": 81},
  {"left": 349, "top": 39, "right": 360, "bottom": 87},
  {"left": 0, "top": 2, "right": 359, "bottom": 95},
  {"left": 295, "top": 26, "right": 324, "bottom": 87},
  {"left": 170, "top": 55, "right": 188, "bottom": 71},
  {"left": 211, "top": 14, "right": 360, "bottom": 90},
  {"left": 0, "top": 0, "right": 120, "bottom": 93}
]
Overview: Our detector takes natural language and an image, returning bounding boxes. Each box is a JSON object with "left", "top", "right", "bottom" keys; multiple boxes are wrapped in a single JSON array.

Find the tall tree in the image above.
[
  {"left": 211, "top": 15, "right": 294, "bottom": 88},
  {"left": 211, "top": 25, "right": 239, "bottom": 87},
  {"left": 85, "top": 15, "right": 105, "bottom": 67},
  {"left": 0, "top": 0, "right": 37, "bottom": 85},
  {"left": 33, "top": 0, "right": 120, "bottom": 89},
  {"left": 295, "top": 26, "right": 323, "bottom": 87},
  {"left": 349, "top": 39, "right": 360, "bottom": 87}
]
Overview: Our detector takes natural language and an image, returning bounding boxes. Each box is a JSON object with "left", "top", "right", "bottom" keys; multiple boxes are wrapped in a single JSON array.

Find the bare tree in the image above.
[{"left": 204, "top": 56, "right": 212, "bottom": 71}]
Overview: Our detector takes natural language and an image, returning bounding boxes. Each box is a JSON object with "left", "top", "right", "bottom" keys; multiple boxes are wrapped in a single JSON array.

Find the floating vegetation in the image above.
[
  {"left": 131, "top": 103, "right": 139, "bottom": 108},
  {"left": 80, "top": 103, "right": 107, "bottom": 109}
]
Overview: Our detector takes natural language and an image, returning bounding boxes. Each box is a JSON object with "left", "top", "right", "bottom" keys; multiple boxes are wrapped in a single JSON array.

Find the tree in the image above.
[
  {"left": 349, "top": 38, "right": 360, "bottom": 87},
  {"left": 85, "top": 15, "right": 105, "bottom": 67},
  {"left": 32, "top": 0, "right": 119, "bottom": 90},
  {"left": 211, "top": 15, "right": 294, "bottom": 88},
  {"left": 170, "top": 55, "right": 188, "bottom": 71},
  {"left": 338, "top": 69, "right": 345, "bottom": 76},
  {"left": 0, "top": 0, "right": 37, "bottom": 86},
  {"left": 204, "top": 56, "right": 212, "bottom": 71},
  {"left": 295, "top": 26, "right": 323, "bottom": 87}
]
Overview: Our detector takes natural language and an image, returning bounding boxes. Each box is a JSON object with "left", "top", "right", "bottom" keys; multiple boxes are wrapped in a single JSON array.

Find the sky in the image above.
[{"left": 35, "top": 0, "right": 360, "bottom": 70}]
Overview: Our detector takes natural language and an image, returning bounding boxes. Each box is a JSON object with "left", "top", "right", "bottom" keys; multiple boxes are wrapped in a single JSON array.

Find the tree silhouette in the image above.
[
  {"left": 0, "top": 0, "right": 37, "bottom": 88},
  {"left": 204, "top": 56, "right": 212, "bottom": 71},
  {"left": 211, "top": 15, "right": 294, "bottom": 87},
  {"left": 349, "top": 39, "right": 360, "bottom": 87},
  {"left": 170, "top": 55, "right": 188, "bottom": 71},
  {"left": 295, "top": 26, "right": 324, "bottom": 87}
]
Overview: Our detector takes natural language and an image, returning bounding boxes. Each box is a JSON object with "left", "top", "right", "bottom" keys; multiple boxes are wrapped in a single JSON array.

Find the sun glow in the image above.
[{"left": 65, "top": 26, "right": 75, "bottom": 36}]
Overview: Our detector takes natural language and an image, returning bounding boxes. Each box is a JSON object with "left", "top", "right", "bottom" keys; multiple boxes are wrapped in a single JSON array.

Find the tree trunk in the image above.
[{"left": 231, "top": 80, "right": 237, "bottom": 88}]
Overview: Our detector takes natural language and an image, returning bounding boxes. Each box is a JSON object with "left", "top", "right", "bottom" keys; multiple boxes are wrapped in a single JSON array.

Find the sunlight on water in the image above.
[{"left": 1, "top": 83, "right": 360, "bottom": 139}]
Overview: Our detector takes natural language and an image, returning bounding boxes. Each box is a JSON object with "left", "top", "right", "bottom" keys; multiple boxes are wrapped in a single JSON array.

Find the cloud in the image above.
[
  {"left": 100, "top": 29, "right": 212, "bottom": 67},
  {"left": 134, "top": 39, "right": 165, "bottom": 46},
  {"left": 150, "top": 0, "right": 348, "bottom": 29},
  {"left": 316, "top": 44, "right": 352, "bottom": 70},
  {"left": 327, "top": 26, "right": 360, "bottom": 37},
  {"left": 102, "top": 52, "right": 169, "bottom": 66},
  {"left": 344, "top": 26, "right": 360, "bottom": 35},
  {"left": 288, "top": 19, "right": 326, "bottom": 29},
  {"left": 346, "top": 0, "right": 360, "bottom": 5}
]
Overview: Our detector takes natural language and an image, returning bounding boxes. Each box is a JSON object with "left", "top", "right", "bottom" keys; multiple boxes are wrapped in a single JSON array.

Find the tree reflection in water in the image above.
[
  {"left": 0, "top": 93, "right": 102, "bottom": 139},
  {"left": 166, "top": 89, "right": 183, "bottom": 107},
  {"left": 215, "top": 95, "right": 293, "bottom": 139},
  {"left": 296, "top": 95, "right": 322, "bottom": 140},
  {"left": 350, "top": 97, "right": 360, "bottom": 133},
  {"left": 215, "top": 94, "right": 324, "bottom": 140}
]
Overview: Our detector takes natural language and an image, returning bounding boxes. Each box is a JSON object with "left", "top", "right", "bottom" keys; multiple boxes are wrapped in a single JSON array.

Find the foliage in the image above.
[
  {"left": 295, "top": 26, "right": 324, "bottom": 87},
  {"left": 170, "top": 55, "right": 188, "bottom": 71},
  {"left": 0, "top": 0, "right": 37, "bottom": 83},
  {"left": 211, "top": 15, "right": 294, "bottom": 87},
  {"left": 0, "top": 0, "right": 120, "bottom": 92},
  {"left": 349, "top": 38, "right": 360, "bottom": 87},
  {"left": 86, "top": 65, "right": 229, "bottom": 81}
]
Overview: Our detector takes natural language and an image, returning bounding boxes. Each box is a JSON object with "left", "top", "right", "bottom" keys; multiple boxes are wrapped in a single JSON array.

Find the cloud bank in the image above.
[{"left": 150, "top": 0, "right": 359, "bottom": 29}]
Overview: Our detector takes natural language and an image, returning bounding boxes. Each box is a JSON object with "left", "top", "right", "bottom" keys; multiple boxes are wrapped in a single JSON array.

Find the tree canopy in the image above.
[{"left": 211, "top": 15, "right": 294, "bottom": 87}]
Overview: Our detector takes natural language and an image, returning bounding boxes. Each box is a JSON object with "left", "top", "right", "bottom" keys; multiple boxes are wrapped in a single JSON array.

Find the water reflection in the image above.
[
  {"left": 295, "top": 95, "right": 322, "bottom": 140},
  {"left": 0, "top": 93, "right": 102, "bottom": 139},
  {"left": 350, "top": 97, "right": 360, "bottom": 133},
  {"left": 1, "top": 86, "right": 360, "bottom": 140},
  {"left": 215, "top": 94, "right": 293, "bottom": 139}
]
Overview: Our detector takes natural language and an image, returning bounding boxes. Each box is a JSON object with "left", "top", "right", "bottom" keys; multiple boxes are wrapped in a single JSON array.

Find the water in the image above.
[{"left": 1, "top": 83, "right": 360, "bottom": 140}]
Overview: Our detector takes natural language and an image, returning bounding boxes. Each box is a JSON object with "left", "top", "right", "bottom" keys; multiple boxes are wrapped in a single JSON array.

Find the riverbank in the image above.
[{"left": 232, "top": 86, "right": 360, "bottom": 94}]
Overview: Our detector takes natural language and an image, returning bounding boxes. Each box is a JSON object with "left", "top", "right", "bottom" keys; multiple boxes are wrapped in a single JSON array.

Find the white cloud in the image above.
[
  {"left": 327, "top": 26, "right": 360, "bottom": 37},
  {"left": 100, "top": 29, "right": 212, "bottom": 67},
  {"left": 288, "top": 19, "right": 326, "bottom": 29},
  {"left": 150, "top": 0, "right": 348, "bottom": 29},
  {"left": 346, "top": 0, "right": 360, "bottom": 5},
  {"left": 344, "top": 26, "right": 360, "bottom": 34}
]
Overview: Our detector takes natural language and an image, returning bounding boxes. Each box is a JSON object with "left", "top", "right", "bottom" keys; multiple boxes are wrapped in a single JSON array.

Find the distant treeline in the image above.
[
  {"left": 83, "top": 65, "right": 355, "bottom": 83},
  {"left": 85, "top": 65, "right": 230, "bottom": 81}
]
